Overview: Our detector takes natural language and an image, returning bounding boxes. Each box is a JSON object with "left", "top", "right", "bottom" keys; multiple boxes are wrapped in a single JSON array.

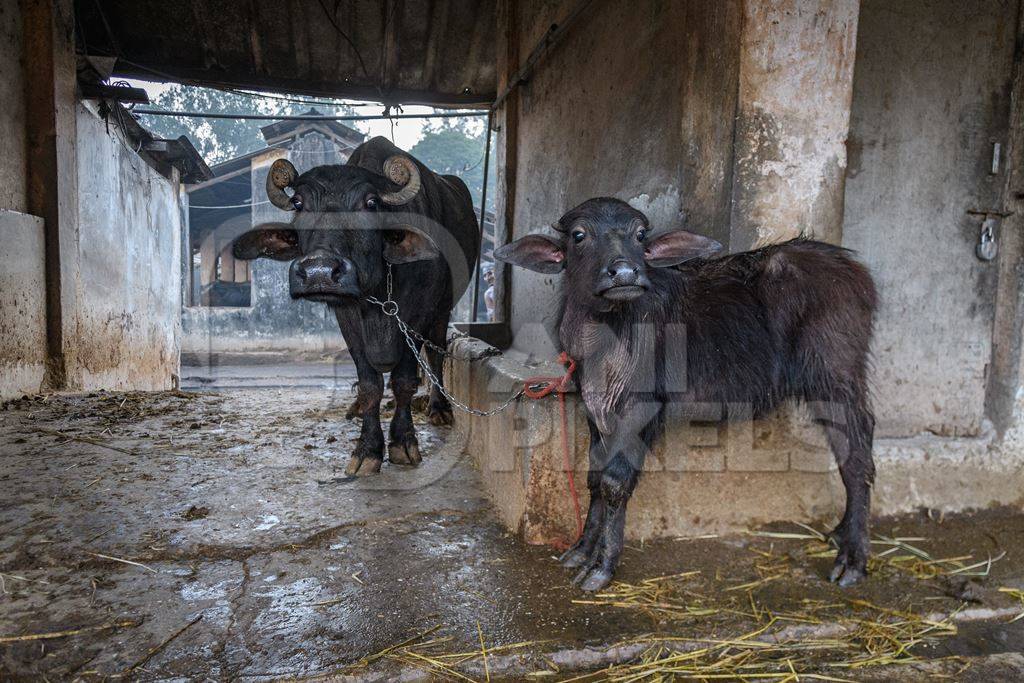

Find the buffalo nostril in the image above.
[
  {"left": 330, "top": 265, "right": 343, "bottom": 282},
  {"left": 296, "top": 265, "right": 308, "bottom": 281}
]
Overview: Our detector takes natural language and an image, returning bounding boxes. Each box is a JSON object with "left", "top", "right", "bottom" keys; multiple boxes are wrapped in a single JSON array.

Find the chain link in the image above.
[{"left": 365, "top": 264, "right": 523, "bottom": 417}]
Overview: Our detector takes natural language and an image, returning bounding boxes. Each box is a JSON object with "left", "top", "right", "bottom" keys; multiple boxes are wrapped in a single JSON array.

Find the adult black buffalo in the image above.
[{"left": 233, "top": 136, "right": 480, "bottom": 476}]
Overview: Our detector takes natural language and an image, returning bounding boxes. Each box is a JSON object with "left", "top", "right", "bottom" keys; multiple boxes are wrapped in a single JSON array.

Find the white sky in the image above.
[{"left": 126, "top": 78, "right": 439, "bottom": 149}]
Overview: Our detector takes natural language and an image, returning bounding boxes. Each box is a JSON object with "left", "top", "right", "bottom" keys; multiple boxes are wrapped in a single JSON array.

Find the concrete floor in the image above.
[{"left": 1, "top": 361, "right": 1024, "bottom": 680}]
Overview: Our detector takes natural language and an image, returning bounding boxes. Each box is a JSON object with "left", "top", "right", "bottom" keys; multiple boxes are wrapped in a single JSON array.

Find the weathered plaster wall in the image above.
[
  {"left": 842, "top": 0, "right": 1017, "bottom": 437},
  {"left": 180, "top": 150, "right": 345, "bottom": 359},
  {"left": 730, "top": 0, "right": 859, "bottom": 248},
  {"left": 71, "top": 102, "right": 181, "bottom": 390},
  {"left": 0, "top": 0, "right": 26, "bottom": 214},
  {"left": 0, "top": 211, "right": 46, "bottom": 400},
  {"left": 0, "top": 0, "right": 43, "bottom": 399},
  {"left": 508, "top": 0, "right": 743, "bottom": 355}
]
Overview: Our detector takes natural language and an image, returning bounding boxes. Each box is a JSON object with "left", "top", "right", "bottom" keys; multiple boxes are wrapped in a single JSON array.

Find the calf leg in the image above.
[
  {"left": 573, "top": 453, "right": 641, "bottom": 591},
  {"left": 561, "top": 419, "right": 606, "bottom": 568},
  {"left": 388, "top": 348, "right": 423, "bottom": 466},
  {"left": 571, "top": 406, "right": 658, "bottom": 592},
  {"left": 814, "top": 397, "right": 875, "bottom": 586},
  {"left": 345, "top": 349, "right": 385, "bottom": 476}
]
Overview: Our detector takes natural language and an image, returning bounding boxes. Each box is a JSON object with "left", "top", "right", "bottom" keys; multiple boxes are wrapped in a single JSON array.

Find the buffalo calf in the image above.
[{"left": 496, "top": 198, "right": 877, "bottom": 591}]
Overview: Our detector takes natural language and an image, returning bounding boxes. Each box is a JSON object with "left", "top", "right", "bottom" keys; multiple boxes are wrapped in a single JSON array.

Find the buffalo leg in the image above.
[
  {"left": 814, "top": 396, "right": 875, "bottom": 586},
  {"left": 388, "top": 347, "right": 423, "bottom": 466},
  {"left": 345, "top": 347, "right": 386, "bottom": 476},
  {"left": 560, "top": 419, "right": 606, "bottom": 568},
  {"left": 425, "top": 318, "right": 454, "bottom": 426}
]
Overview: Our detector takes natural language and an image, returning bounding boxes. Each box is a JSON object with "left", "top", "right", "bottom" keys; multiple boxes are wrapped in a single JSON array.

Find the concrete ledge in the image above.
[{"left": 449, "top": 338, "right": 1024, "bottom": 545}]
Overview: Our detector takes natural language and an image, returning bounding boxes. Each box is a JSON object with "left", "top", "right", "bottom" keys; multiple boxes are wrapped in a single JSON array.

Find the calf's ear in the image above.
[
  {"left": 233, "top": 223, "right": 300, "bottom": 261},
  {"left": 493, "top": 234, "right": 565, "bottom": 274},
  {"left": 644, "top": 230, "right": 722, "bottom": 267},
  {"left": 383, "top": 226, "right": 440, "bottom": 264}
]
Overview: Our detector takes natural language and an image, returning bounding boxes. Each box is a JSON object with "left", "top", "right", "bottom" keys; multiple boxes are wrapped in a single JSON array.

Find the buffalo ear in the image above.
[
  {"left": 383, "top": 226, "right": 440, "bottom": 264},
  {"left": 493, "top": 234, "right": 565, "bottom": 274},
  {"left": 233, "top": 223, "right": 300, "bottom": 261},
  {"left": 644, "top": 230, "right": 722, "bottom": 267}
]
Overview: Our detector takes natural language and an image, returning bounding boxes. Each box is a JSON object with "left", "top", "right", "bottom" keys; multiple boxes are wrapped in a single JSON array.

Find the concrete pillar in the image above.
[
  {"left": 21, "top": 0, "right": 80, "bottom": 389},
  {"left": 729, "top": 0, "right": 860, "bottom": 249}
]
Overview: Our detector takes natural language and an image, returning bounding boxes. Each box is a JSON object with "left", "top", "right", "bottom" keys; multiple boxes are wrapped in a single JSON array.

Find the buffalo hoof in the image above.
[
  {"left": 388, "top": 440, "right": 422, "bottom": 466},
  {"left": 427, "top": 400, "right": 453, "bottom": 426},
  {"left": 344, "top": 456, "right": 382, "bottom": 477},
  {"left": 573, "top": 567, "right": 613, "bottom": 592},
  {"left": 829, "top": 548, "right": 867, "bottom": 587}
]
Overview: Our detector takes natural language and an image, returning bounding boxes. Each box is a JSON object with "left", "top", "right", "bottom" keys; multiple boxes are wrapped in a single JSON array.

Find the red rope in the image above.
[{"left": 523, "top": 352, "right": 583, "bottom": 546}]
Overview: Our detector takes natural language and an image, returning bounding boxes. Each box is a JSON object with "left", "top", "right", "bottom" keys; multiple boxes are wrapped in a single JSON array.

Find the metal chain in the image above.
[{"left": 365, "top": 264, "right": 523, "bottom": 417}]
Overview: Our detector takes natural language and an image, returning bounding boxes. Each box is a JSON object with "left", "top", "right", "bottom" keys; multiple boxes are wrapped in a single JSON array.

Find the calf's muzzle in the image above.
[{"left": 600, "top": 259, "right": 648, "bottom": 301}]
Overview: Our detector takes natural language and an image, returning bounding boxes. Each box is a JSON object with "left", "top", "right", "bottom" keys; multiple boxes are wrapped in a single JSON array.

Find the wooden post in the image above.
[
  {"left": 21, "top": 0, "right": 79, "bottom": 390},
  {"left": 985, "top": 2, "right": 1024, "bottom": 436},
  {"left": 494, "top": 0, "right": 520, "bottom": 329}
]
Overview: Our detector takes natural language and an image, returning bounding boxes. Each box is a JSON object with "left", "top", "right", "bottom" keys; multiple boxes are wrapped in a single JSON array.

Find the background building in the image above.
[{"left": 180, "top": 111, "right": 364, "bottom": 362}]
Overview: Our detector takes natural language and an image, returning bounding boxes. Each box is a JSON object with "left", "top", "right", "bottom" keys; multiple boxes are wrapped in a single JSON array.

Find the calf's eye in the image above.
[
  {"left": 572, "top": 230, "right": 585, "bottom": 244},
  {"left": 636, "top": 228, "right": 647, "bottom": 242}
]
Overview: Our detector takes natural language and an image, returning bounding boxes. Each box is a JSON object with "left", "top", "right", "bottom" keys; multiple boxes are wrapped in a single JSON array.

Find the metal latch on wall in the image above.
[{"left": 968, "top": 209, "right": 1013, "bottom": 261}]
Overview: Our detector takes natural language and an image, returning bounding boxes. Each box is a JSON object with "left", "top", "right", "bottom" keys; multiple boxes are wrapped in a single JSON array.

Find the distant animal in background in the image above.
[{"left": 496, "top": 197, "right": 877, "bottom": 591}]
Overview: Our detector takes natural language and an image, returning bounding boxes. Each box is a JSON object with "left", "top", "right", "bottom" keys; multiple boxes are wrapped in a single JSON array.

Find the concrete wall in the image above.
[
  {"left": 730, "top": 0, "right": 859, "bottom": 248},
  {"left": 71, "top": 102, "right": 182, "bottom": 390},
  {"left": 843, "top": 0, "right": 1017, "bottom": 438},
  {"left": 0, "top": 211, "right": 46, "bottom": 399}
]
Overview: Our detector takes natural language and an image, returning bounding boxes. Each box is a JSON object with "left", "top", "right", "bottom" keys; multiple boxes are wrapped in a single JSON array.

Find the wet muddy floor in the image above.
[{"left": 2, "top": 362, "right": 1024, "bottom": 680}]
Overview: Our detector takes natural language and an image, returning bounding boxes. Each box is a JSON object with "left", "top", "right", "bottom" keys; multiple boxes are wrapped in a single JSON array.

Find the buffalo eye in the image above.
[
  {"left": 365, "top": 195, "right": 380, "bottom": 210},
  {"left": 636, "top": 228, "right": 647, "bottom": 242},
  {"left": 290, "top": 193, "right": 304, "bottom": 211},
  {"left": 572, "top": 229, "right": 586, "bottom": 244}
]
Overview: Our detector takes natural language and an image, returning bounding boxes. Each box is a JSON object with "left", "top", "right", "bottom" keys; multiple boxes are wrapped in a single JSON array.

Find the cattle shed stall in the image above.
[{"left": 2, "top": 0, "right": 1024, "bottom": 679}]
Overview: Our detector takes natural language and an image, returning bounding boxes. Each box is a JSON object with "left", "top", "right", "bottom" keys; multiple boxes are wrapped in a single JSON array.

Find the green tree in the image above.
[
  {"left": 138, "top": 85, "right": 354, "bottom": 164},
  {"left": 410, "top": 118, "right": 496, "bottom": 212}
]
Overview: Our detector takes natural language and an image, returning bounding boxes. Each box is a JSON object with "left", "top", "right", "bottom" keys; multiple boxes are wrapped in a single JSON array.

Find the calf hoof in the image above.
[
  {"left": 573, "top": 567, "right": 613, "bottom": 592},
  {"left": 388, "top": 440, "right": 422, "bottom": 466},
  {"left": 559, "top": 548, "right": 589, "bottom": 569},
  {"left": 829, "top": 550, "right": 867, "bottom": 587},
  {"left": 344, "top": 456, "right": 382, "bottom": 477}
]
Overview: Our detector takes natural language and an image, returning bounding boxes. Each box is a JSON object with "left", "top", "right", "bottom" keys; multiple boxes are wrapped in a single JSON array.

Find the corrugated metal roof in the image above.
[{"left": 75, "top": 0, "right": 497, "bottom": 107}]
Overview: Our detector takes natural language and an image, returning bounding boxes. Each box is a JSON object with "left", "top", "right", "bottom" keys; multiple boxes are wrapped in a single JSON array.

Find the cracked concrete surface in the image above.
[{"left": 1, "top": 362, "right": 1024, "bottom": 680}]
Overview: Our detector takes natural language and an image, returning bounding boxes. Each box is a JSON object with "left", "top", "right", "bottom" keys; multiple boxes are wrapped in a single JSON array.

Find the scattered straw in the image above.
[
  {"left": 751, "top": 525, "right": 1005, "bottom": 580},
  {"left": 558, "top": 590, "right": 960, "bottom": 681},
  {"left": 477, "top": 620, "right": 490, "bottom": 682},
  {"left": 998, "top": 587, "right": 1024, "bottom": 623},
  {"left": 87, "top": 552, "right": 158, "bottom": 573},
  {"left": 343, "top": 625, "right": 543, "bottom": 681},
  {"left": 0, "top": 620, "right": 139, "bottom": 644}
]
